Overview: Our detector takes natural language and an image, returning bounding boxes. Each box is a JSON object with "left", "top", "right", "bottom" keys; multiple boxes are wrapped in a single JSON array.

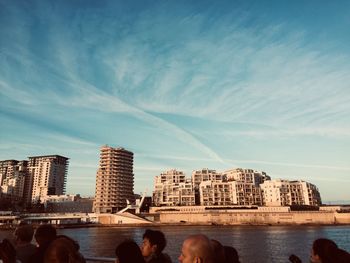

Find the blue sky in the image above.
[{"left": 1, "top": 0, "right": 349, "bottom": 203}]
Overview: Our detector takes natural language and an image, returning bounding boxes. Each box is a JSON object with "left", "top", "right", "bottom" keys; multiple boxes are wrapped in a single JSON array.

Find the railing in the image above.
[{"left": 85, "top": 256, "right": 115, "bottom": 262}]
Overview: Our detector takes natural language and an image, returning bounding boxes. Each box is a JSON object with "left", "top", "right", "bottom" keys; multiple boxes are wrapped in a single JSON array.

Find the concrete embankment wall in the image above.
[
  {"left": 98, "top": 212, "right": 151, "bottom": 225},
  {"left": 159, "top": 211, "right": 350, "bottom": 225}
]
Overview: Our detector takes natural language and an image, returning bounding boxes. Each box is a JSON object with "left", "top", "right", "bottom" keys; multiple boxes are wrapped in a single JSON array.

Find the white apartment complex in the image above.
[
  {"left": 200, "top": 168, "right": 266, "bottom": 206},
  {"left": 223, "top": 168, "right": 271, "bottom": 185},
  {"left": 153, "top": 169, "right": 195, "bottom": 206},
  {"left": 260, "top": 179, "right": 321, "bottom": 206},
  {"left": 152, "top": 168, "right": 321, "bottom": 207}
]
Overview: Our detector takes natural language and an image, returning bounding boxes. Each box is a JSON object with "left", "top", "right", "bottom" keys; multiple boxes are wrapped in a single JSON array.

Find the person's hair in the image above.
[
  {"left": 333, "top": 248, "right": 350, "bottom": 263},
  {"left": 211, "top": 240, "right": 225, "bottom": 263},
  {"left": 185, "top": 234, "right": 214, "bottom": 263},
  {"left": 35, "top": 224, "right": 57, "bottom": 246},
  {"left": 0, "top": 238, "right": 17, "bottom": 263},
  {"left": 224, "top": 246, "right": 240, "bottom": 263},
  {"left": 142, "top": 229, "right": 167, "bottom": 254},
  {"left": 15, "top": 223, "right": 34, "bottom": 243},
  {"left": 312, "top": 238, "right": 338, "bottom": 263},
  {"left": 43, "top": 235, "right": 85, "bottom": 263},
  {"left": 115, "top": 240, "right": 145, "bottom": 263}
]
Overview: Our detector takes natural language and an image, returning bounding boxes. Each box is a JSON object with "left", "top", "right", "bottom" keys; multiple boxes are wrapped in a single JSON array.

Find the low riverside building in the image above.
[
  {"left": 148, "top": 205, "right": 350, "bottom": 225},
  {"left": 42, "top": 194, "right": 93, "bottom": 213}
]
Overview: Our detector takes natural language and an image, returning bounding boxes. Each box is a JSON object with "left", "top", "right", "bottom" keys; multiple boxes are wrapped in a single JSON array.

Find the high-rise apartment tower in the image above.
[
  {"left": 28, "top": 155, "right": 69, "bottom": 203},
  {"left": 94, "top": 146, "right": 134, "bottom": 213}
]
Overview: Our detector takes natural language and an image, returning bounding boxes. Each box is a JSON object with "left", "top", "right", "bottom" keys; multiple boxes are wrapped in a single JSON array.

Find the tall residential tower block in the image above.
[
  {"left": 94, "top": 146, "right": 134, "bottom": 213},
  {"left": 28, "top": 155, "right": 69, "bottom": 203}
]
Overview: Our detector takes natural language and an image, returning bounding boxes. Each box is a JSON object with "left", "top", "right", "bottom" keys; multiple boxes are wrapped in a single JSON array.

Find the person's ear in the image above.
[{"left": 314, "top": 254, "right": 321, "bottom": 262}]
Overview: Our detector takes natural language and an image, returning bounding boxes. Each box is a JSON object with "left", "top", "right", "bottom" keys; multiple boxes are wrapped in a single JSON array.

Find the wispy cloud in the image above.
[
  {"left": 1, "top": 0, "right": 349, "bottom": 197},
  {"left": 99, "top": 9, "right": 350, "bottom": 133}
]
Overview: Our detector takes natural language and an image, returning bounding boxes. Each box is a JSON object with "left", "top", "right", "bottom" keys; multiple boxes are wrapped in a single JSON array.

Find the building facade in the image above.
[
  {"left": 260, "top": 179, "right": 322, "bottom": 206},
  {"left": 192, "top": 168, "right": 222, "bottom": 204},
  {"left": 152, "top": 168, "right": 267, "bottom": 207},
  {"left": 199, "top": 174, "right": 264, "bottom": 206},
  {"left": 223, "top": 168, "right": 271, "bottom": 186},
  {"left": 28, "top": 155, "right": 69, "bottom": 203},
  {"left": 94, "top": 146, "right": 134, "bottom": 213},
  {"left": 153, "top": 169, "right": 195, "bottom": 206},
  {"left": 0, "top": 160, "right": 28, "bottom": 200},
  {"left": 152, "top": 167, "right": 321, "bottom": 207}
]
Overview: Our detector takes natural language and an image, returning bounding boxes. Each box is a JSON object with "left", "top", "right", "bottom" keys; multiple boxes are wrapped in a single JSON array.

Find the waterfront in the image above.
[{"left": 1, "top": 225, "right": 350, "bottom": 262}]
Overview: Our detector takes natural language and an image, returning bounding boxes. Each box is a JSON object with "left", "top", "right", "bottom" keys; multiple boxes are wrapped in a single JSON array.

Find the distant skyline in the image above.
[{"left": 1, "top": 0, "right": 349, "bottom": 203}]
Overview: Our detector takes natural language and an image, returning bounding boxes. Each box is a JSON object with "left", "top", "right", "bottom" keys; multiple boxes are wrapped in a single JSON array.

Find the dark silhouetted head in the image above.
[
  {"left": 211, "top": 240, "right": 225, "bottom": 263},
  {"left": 115, "top": 240, "right": 145, "bottom": 263},
  {"left": 34, "top": 224, "right": 57, "bottom": 247},
  {"left": 44, "top": 235, "right": 85, "bottom": 263},
  {"left": 224, "top": 246, "right": 240, "bottom": 263},
  {"left": 15, "top": 223, "right": 34, "bottom": 243},
  {"left": 0, "top": 239, "right": 17, "bottom": 263}
]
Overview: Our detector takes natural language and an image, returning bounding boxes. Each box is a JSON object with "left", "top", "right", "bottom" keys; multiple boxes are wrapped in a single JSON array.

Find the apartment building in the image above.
[
  {"left": 192, "top": 168, "right": 222, "bottom": 204},
  {"left": 223, "top": 168, "right": 271, "bottom": 185},
  {"left": 199, "top": 179, "right": 263, "bottom": 206},
  {"left": 192, "top": 168, "right": 223, "bottom": 186},
  {"left": 153, "top": 168, "right": 321, "bottom": 208},
  {"left": 153, "top": 169, "right": 195, "bottom": 206},
  {"left": 28, "top": 155, "right": 69, "bottom": 203},
  {"left": 260, "top": 179, "right": 321, "bottom": 206},
  {"left": 94, "top": 146, "right": 134, "bottom": 213},
  {"left": 152, "top": 168, "right": 266, "bottom": 207},
  {"left": 200, "top": 181, "right": 233, "bottom": 206},
  {"left": 0, "top": 160, "right": 28, "bottom": 199},
  {"left": 298, "top": 180, "right": 322, "bottom": 206}
]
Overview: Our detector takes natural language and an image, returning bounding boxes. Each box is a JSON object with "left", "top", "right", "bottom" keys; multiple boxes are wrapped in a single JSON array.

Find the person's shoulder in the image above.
[
  {"left": 163, "top": 253, "right": 172, "bottom": 263},
  {"left": 157, "top": 253, "right": 172, "bottom": 263}
]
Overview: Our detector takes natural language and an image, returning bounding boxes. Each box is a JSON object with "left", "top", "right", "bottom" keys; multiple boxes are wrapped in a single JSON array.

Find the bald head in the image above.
[{"left": 179, "top": 234, "right": 214, "bottom": 263}]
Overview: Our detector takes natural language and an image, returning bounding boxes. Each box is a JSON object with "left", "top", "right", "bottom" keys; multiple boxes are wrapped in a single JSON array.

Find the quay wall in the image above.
[
  {"left": 158, "top": 211, "right": 350, "bottom": 225},
  {"left": 98, "top": 212, "right": 151, "bottom": 225}
]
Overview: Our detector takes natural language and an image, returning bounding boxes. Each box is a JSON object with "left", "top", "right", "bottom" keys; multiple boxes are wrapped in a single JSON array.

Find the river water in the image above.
[{"left": 1, "top": 225, "right": 350, "bottom": 262}]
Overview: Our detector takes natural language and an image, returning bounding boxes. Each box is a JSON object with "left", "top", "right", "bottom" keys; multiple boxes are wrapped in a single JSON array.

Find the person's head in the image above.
[
  {"left": 141, "top": 229, "right": 167, "bottom": 257},
  {"left": 115, "top": 240, "right": 145, "bottom": 263},
  {"left": 211, "top": 240, "right": 225, "bottom": 263},
  {"left": 0, "top": 239, "right": 16, "bottom": 263},
  {"left": 224, "top": 246, "right": 240, "bottom": 263},
  {"left": 333, "top": 248, "right": 350, "bottom": 263},
  {"left": 14, "top": 223, "right": 34, "bottom": 244},
  {"left": 179, "top": 234, "right": 214, "bottom": 263},
  {"left": 34, "top": 224, "right": 57, "bottom": 247},
  {"left": 43, "top": 235, "right": 85, "bottom": 263},
  {"left": 310, "top": 238, "right": 338, "bottom": 263}
]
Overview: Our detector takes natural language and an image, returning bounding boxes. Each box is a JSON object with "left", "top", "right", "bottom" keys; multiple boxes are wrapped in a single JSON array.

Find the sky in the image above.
[{"left": 0, "top": 0, "right": 349, "bottom": 203}]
